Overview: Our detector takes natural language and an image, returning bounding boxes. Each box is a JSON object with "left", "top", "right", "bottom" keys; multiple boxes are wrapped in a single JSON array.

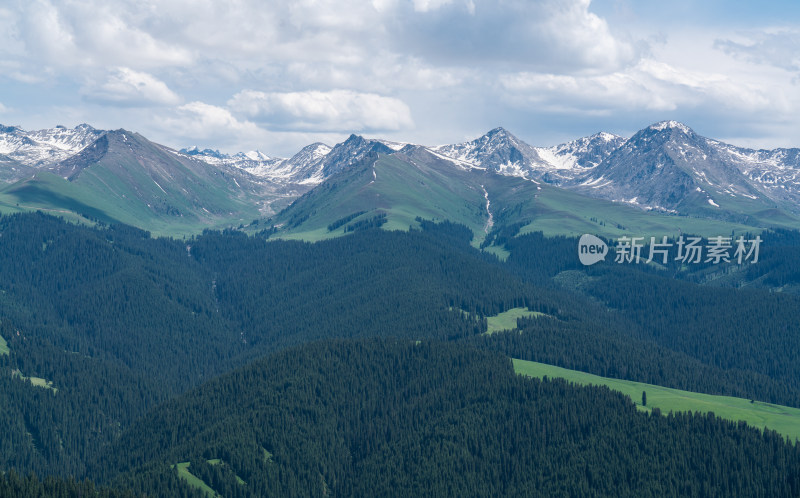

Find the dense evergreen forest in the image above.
[
  {"left": 0, "top": 212, "right": 799, "bottom": 495},
  {"left": 0, "top": 470, "right": 137, "bottom": 498},
  {"left": 99, "top": 339, "right": 800, "bottom": 497}
]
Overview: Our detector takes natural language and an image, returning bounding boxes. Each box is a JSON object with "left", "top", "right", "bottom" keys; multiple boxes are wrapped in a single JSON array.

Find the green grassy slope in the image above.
[
  {"left": 484, "top": 307, "right": 544, "bottom": 335},
  {"left": 504, "top": 180, "right": 768, "bottom": 238},
  {"left": 173, "top": 462, "right": 218, "bottom": 497},
  {"left": 0, "top": 172, "right": 242, "bottom": 237},
  {"left": 273, "top": 150, "right": 796, "bottom": 245},
  {"left": 3, "top": 133, "right": 798, "bottom": 239},
  {"left": 514, "top": 358, "right": 800, "bottom": 441},
  {"left": 272, "top": 151, "right": 489, "bottom": 242},
  {"left": 0, "top": 131, "right": 267, "bottom": 236}
]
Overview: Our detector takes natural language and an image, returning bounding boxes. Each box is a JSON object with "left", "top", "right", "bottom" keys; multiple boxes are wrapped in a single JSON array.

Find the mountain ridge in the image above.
[{"left": 1, "top": 121, "right": 799, "bottom": 236}]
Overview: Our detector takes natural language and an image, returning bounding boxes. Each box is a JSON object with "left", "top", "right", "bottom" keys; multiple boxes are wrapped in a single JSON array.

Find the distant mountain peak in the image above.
[
  {"left": 181, "top": 146, "right": 226, "bottom": 159},
  {"left": 0, "top": 125, "right": 22, "bottom": 134},
  {"left": 482, "top": 127, "right": 522, "bottom": 145},
  {"left": 241, "top": 150, "right": 271, "bottom": 161},
  {"left": 647, "top": 120, "right": 694, "bottom": 134},
  {"left": 0, "top": 123, "right": 107, "bottom": 172},
  {"left": 593, "top": 131, "right": 623, "bottom": 142},
  {"left": 320, "top": 134, "right": 394, "bottom": 177},
  {"left": 345, "top": 133, "right": 365, "bottom": 143},
  {"left": 486, "top": 126, "right": 511, "bottom": 136}
]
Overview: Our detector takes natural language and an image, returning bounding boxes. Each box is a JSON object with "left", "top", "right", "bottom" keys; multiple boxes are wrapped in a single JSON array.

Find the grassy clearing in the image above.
[
  {"left": 174, "top": 462, "right": 218, "bottom": 497},
  {"left": 0, "top": 333, "right": 8, "bottom": 355},
  {"left": 514, "top": 358, "right": 800, "bottom": 442},
  {"left": 11, "top": 370, "right": 57, "bottom": 393},
  {"left": 481, "top": 244, "right": 510, "bottom": 261},
  {"left": 485, "top": 308, "right": 545, "bottom": 335}
]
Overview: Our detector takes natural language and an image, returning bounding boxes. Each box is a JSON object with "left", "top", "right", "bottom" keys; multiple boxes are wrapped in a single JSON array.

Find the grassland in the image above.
[
  {"left": 173, "top": 459, "right": 247, "bottom": 494},
  {"left": 174, "top": 462, "right": 218, "bottom": 497},
  {"left": 520, "top": 183, "right": 766, "bottom": 239},
  {"left": 11, "top": 370, "right": 57, "bottom": 393},
  {"left": 0, "top": 168, "right": 262, "bottom": 238},
  {"left": 273, "top": 154, "right": 490, "bottom": 240},
  {"left": 514, "top": 358, "right": 800, "bottom": 442},
  {"left": 485, "top": 308, "right": 545, "bottom": 335},
  {"left": 0, "top": 333, "right": 8, "bottom": 355}
]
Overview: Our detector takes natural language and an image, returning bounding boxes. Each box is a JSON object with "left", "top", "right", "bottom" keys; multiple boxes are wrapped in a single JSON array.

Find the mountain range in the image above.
[
  {"left": 0, "top": 120, "right": 798, "bottom": 237},
  {"left": 2, "top": 122, "right": 800, "bottom": 496}
]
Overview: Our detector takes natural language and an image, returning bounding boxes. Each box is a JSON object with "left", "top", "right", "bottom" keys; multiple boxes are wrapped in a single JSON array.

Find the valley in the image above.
[{"left": 0, "top": 120, "right": 799, "bottom": 496}]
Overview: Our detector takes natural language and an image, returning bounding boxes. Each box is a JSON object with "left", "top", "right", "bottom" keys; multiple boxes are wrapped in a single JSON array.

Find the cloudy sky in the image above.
[{"left": 0, "top": 0, "right": 798, "bottom": 156}]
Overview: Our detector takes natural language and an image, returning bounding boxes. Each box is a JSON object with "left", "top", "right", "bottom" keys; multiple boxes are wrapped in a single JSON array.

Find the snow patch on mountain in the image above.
[
  {"left": 179, "top": 142, "right": 334, "bottom": 186},
  {"left": 3, "top": 121, "right": 800, "bottom": 219},
  {"left": 0, "top": 124, "right": 106, "bottom": 171},
  {"left": 649, "top": 120, "right": 693, "bottom": 134}
]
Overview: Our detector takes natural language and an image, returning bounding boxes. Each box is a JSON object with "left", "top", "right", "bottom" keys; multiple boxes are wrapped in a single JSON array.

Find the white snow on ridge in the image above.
[
  {"left": 580, "top": 175, "right": 609, "bottom": 187},
  {"left": 0, "top": 124, "right": 104, "bottom": 168},
  {"left": 708, "top": 199, "right": 719, "bottom": 207},
  {"left": 377, "top": 139, "right": 409, "bottom": 152},
  {"left": 426, "top": 147, "right": 481, "bottom": 170},
  {"left": 243, "top": 150, "right": 272, "bottom": 161},
  {"left": 649, "top": 120, "right": 692, "bottom": 134},
  {"left": 534, "top": 147, "right": 577, "bottom": 170}
]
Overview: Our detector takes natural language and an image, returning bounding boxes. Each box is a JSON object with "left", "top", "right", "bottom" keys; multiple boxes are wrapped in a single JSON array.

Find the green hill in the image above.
[
  {"left": 0, "top": 130, "right": 271, "bottom": 236},
  {"left": 270, "top": 148, "right": 793, "bottom": 246},
  {"left": 99, "top": 339, "right": 800, "bottom": 497},
  {"left": 1, "top": 213, "right": 799, "bottom": 496}
]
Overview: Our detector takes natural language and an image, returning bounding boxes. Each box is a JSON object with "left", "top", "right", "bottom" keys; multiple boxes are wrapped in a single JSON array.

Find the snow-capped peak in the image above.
[
  {"left": 595, "top": 132, "right": 620, "bottom": 142},
  {"left": 486, "top": 126, "right": 511, "bottom": 137},
  {"left": 0, "top": 123, "right": 106, "bottom": 170},
  {"left": 242, "top": 150, "right": 271, "bottom": 161},
  {"left": 377, "top": 139, "right": 410, "bottom": 152},
  {"left": 648, "top": 120, "right": 693, "bottom": 134}
]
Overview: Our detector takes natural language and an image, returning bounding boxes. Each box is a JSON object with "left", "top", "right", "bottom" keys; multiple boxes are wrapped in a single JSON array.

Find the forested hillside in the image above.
[
  {"left": 0, "top": 213, "right": 540, "bottom": 477},
  {"left": 0, "top": 212, "right": 799, "bottom": 496},
  {"left": 101, "top": 339, "right": 800, "bottom": 497}
]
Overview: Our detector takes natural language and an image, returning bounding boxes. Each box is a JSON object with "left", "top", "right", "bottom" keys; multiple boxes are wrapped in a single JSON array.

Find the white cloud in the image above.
[
  {"left": 83, "top": 68, "right": 181, "bottom": 106},
  {"left": 7, "top": 0, "right": 636, "bottom": 80},
  {"left": 148, "top": 101, "right": 352, "bottom": 155},
  {"left": 714, "top": 28, "right": 800, "bottom": 73},
  {"left": 3, "top": 0, "right": 799, "bottom": 153},
  {"left": 162, "top": 102, "right": 265, "bottom": 141},
  {"left": 282, "top": 55, "right": 466, "bottom": 95},
  {"left": 16, "top": 0, "right": 190, "bottom": 70},
  {"left": 412, "top": 0, "right": 457, "bottom": 12},
  {"left": 18, "top": 0, "right": 79, "bottom": 66},
  {"left": 228, "top": 90, "right": 414, "bottom": 132},
  {"left": 499, "top": 58, "right": 788, "bottom": 116},
  {"left": 386, "top": 0, "right": 637, "bottom": 73}
]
